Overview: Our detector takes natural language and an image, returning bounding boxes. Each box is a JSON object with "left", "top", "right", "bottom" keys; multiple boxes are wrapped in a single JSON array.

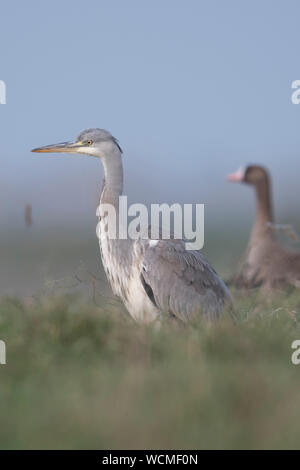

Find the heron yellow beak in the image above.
[{"left": 31, "top": 141, "right": 84, "bottom": 153}]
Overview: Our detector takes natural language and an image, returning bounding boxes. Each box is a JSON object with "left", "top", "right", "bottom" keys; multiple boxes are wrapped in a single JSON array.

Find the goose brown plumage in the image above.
[{"left": 227, "top": 165, "right": 300, "bottom": 289}]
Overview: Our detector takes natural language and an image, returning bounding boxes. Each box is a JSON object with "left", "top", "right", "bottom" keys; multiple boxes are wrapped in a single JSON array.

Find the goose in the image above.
[{"left": 227, "top": 165, "right": 300, "bottom": 289}]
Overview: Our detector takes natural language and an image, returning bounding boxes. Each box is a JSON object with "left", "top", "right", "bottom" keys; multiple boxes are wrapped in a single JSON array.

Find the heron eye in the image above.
[{"left": 86, "top": 140, "right": 93, "bottom": 146}]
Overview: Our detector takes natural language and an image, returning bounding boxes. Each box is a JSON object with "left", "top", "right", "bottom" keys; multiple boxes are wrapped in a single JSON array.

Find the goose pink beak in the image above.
[{"left": 227, "top": 167, "right": 245, "bottom": 183}]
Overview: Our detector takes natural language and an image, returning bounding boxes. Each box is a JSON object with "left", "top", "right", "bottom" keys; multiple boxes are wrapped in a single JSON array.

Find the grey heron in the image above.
[{"left": 32, "top": 129, "right": 232, "bottom": 322}]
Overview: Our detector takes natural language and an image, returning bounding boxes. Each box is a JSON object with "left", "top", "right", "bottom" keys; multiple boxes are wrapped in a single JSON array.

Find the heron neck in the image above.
[
  {"left": 100, "top": 148, "right": 123, "bottom": 207},
  {"left": 98, "top": 147, "right": 133, "bottom": 272}
]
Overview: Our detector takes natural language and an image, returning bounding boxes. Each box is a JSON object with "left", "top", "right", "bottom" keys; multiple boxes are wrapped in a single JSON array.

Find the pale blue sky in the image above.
[{"left": 1, "top": 0, "right": 300, "bottom": 229}]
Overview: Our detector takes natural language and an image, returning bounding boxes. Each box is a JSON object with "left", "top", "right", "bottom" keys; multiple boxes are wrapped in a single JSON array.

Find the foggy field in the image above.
[
  {"left": 1, "top": 290, "right": 300, "bottom": 449},
  {"left": 1, "top": 228, "right": 300, "bottom": 449},
  {"left": 2, "top": 0, "right": 300, "bottom": 454}
]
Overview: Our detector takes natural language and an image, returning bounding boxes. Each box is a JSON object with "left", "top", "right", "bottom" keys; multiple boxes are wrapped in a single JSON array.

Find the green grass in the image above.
[{"left": 1, "top": 289, "right": 300, "bottom": 449}]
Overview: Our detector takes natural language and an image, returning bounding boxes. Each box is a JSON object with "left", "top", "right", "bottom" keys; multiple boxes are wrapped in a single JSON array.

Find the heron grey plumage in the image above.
[{"left": 32, "top": 128, "right": 232, "bottom": 323}]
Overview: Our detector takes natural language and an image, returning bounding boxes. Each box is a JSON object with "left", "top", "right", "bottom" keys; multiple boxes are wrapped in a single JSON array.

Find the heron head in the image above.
[
  {"left": 227, "top": 165, "right": 269, "bottom": 186},
  {"left": 31, "top": 128, "right": 122, "bottom": 159}
]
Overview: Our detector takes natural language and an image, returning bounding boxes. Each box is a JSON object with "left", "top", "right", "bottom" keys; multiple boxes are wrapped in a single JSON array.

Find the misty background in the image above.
[{"left": 1, "top": 0, "right": 300, "bottom": 296}]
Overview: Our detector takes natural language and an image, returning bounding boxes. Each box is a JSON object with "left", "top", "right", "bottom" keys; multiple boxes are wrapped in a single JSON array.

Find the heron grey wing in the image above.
[{"left": 139, "top": 240, "right": 231, "bottom": 321}]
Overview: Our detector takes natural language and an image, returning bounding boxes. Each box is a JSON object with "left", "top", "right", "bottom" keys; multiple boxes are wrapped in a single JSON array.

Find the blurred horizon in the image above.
[
  {"left": 1, "top": 1, "right": 300, "bottom": 229},
  {"left": 1, "top": 0, "right": 300, "bottom": 295}
]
